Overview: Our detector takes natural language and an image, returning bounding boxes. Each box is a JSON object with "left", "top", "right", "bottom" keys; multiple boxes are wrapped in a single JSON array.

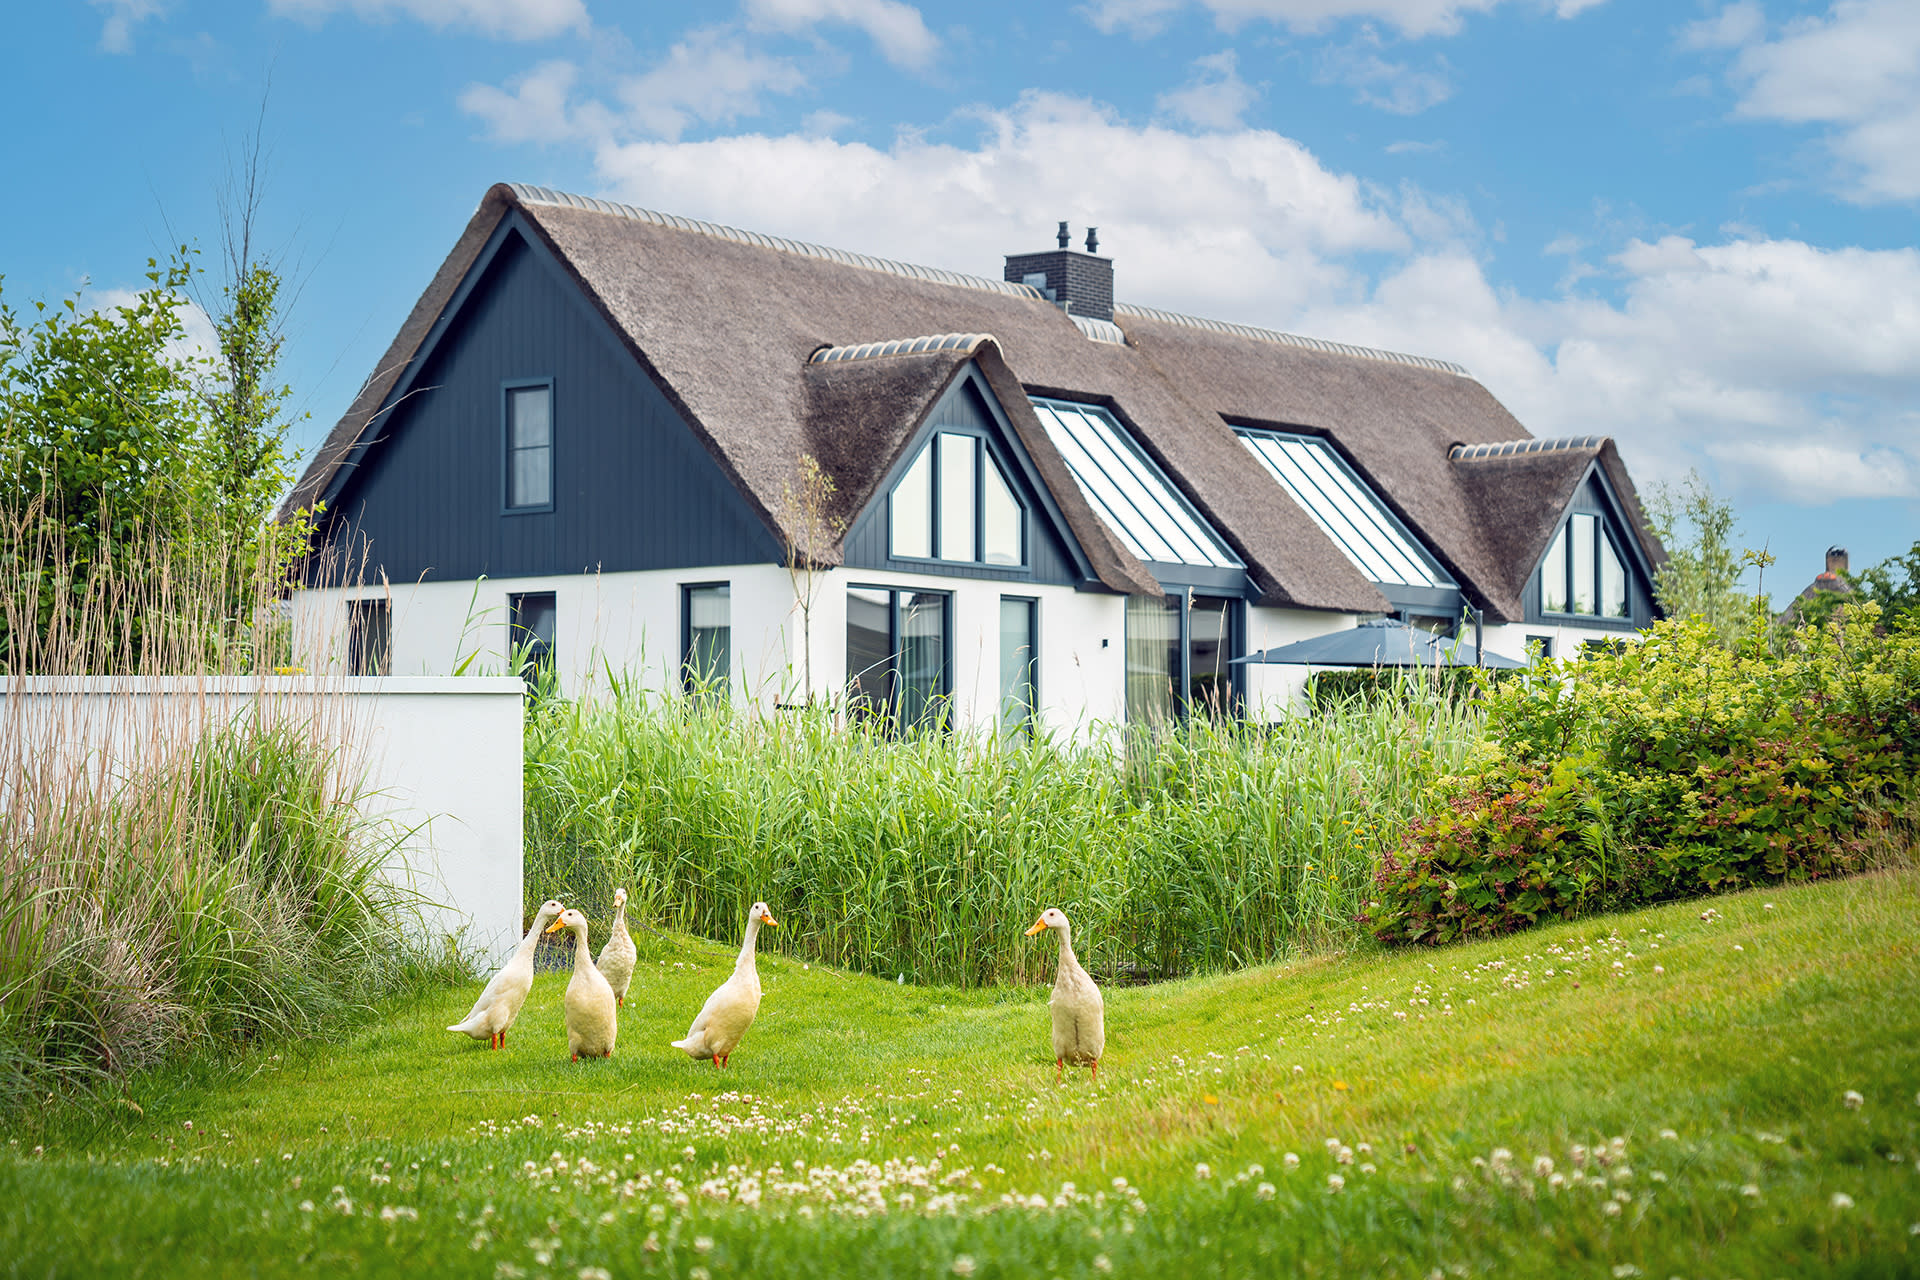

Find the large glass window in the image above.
[
  {"left": 682, "top": 583, "right": 730, "bottom": 701},
  {"left": 1125, "top": 595, "right": 1182, "bottom": 726},
  {"left": 509, "top": 591, "right": 556, "bottom": 687},
  {"left": 1237, "top": 431, "right": 1452, "bottom": 589},
  {"left": 1126, "top": 593, "right": 1239, "bottom": 724},
  {"left": 505, "top": 383, "right": 553, "bottom": 510},
  {"left": 1541, "top": 512, "right": 1631, "bottom": 619},
  {"left": 846, "top": 587, "right": 950, "bottom": 732},
  {"left": 999, "top": 597, "right": 1038, "bottom": 737},
  {"left": 888, "top": 432, "right": 1025, "bottom": 566},
  {"left": 347, "top": 598, "right": 391, "bottom": 676},
  {"left": 1033, "top": 399, "right": 1238, "bottom": 570}
]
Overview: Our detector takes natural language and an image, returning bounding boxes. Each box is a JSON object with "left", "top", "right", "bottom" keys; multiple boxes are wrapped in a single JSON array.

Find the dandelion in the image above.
[
  {"left": 1256, "top": 1182, "right": 1275, "bottom": 1200},
  {"left": 1831, "top": 1192, "right": 1855, "bottom": 1210},
  {"left": 1327, "top": 1173, "right": 1345, "bottom": 1192},
  {"left": 1283, "top": 1153, "right": 1300, "bottom": 1170},
  {"left": 1194, "top": 1163, "right": 1213, "bottom": 1180},
  {"left": 1843, "top": 1090, "right": 1864, "bottom": 1110},
  {"left": 1534, "top": 1156, "right": 1555, "bottom": 1177}
]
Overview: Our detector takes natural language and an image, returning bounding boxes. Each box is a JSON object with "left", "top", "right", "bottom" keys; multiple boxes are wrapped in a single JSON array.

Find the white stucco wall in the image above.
[
  {"left": 1240, "top": 606, "right": 1360, "bottom": 719},
  {"left": 1479, "top": 619, "right": 1642, "bottom": 664},
  {"left": 0, "top": 676, "right": 526, "bottom": 969}
]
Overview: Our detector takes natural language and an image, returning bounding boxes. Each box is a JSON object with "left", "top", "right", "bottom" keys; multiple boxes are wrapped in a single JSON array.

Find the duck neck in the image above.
[
  {"left": 515, "top": 912, "right": 555, "bottom": 961},
  {"left": 571, "top": 925, "right": 596, "bottom": 973},
  {"left": 611, "top": 898, "right": 628, "bottom": 933},
  {"left": 1055, "top": 926, "right": 1078, "bottom": 972},
  {"left": 736, "top": 916, "right": 763, "bottom": 970}
]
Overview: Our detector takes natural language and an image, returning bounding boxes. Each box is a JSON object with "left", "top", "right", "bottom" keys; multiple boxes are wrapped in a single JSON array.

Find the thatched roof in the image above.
[{"left": 289, "top": 183, "right": 1666, "bottom": 621}]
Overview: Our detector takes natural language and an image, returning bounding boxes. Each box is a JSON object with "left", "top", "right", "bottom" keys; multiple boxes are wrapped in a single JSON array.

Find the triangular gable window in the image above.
[
  {"left": 1541, "top": 512, "right": 1631, "bottom": 619},
  {"left": 889, "top": 432, "right": 1025, "bottom": 566}
]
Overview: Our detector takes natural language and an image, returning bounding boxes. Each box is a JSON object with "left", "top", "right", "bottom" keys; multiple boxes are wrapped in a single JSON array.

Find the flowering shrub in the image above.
[{"left": 1372, "top": 608, "right": 1920, "bottom": 943}]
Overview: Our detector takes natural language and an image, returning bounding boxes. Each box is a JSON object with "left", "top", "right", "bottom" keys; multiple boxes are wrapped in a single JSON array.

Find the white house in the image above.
[{"left": 286, "top": 185, "right": 1664, "bottom": 734}]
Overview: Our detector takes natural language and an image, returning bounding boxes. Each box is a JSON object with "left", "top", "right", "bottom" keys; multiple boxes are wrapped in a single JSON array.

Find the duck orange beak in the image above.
[
  {"left": 1024, "top": 917, "right": 1048, "bottom": 936},
  {"left": 544, "top": 917, "right": 568, "bottom": 934},
  {"left": 761, "top": 911, "right": 778, "bottom": 927}
]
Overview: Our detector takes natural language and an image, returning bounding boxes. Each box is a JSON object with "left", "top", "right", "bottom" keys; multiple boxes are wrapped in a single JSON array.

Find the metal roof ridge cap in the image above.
[
  {"left": 1112, "top": 301, "right": 1471, "bottom": 377},
  {"left": 508, "top": 184, "right": 1046, "bottom": 300}
]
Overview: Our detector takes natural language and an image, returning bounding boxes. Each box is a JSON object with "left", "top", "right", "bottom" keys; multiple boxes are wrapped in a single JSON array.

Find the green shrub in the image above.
[
  {"left": 1371, "top": 608, "right": 1920, "bottom": 944},
  {"left": 524, "top": 675, "right": 1481, "bottom": 985},
  {"left": 1305, "top": 666, "right": 1514, "bottom": 712}
]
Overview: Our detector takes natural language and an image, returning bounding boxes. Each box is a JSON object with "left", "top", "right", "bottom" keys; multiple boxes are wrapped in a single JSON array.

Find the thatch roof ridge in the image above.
[{"left": 1114, "top": 302, "right": 1470, "bottom": 377}]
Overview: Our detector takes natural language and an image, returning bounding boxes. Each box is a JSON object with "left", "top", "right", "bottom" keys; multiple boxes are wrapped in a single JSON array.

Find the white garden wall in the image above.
[{"left": 0, "top": 676, "right": 526, "bottom": 969}]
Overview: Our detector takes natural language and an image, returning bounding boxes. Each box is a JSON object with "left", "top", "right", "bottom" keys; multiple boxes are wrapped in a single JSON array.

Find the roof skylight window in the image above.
[
  {"left": 1030, "top": 398, "right": 1238, "bottom": 571},
  {"left": 1236, "top": 431, "right": 1452, "bottom": 590}
]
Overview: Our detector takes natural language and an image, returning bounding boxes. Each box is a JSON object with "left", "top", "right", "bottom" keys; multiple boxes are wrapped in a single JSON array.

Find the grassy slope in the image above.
[{"left": 4, "top": 874, "right": 1918, "bottom": 1279}]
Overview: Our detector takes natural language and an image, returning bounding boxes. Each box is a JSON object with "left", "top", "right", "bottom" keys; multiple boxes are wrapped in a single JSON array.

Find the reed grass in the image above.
[
  {"left": 0, "top": 505, "right": 452, "bottom": 1110},
  {"left": 524, "top": 673, "right": 1481, "bottom": 986}
]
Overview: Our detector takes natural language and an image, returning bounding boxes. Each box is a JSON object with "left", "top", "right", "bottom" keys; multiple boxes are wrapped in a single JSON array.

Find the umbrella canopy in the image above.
[{"left": 1231, "top": 617, "right": 1527, "bottom": 669}]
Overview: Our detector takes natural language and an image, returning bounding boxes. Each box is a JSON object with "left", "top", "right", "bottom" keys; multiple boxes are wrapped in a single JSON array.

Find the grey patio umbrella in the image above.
[{"left": 1230, "top": 617, "right": 1526, "bottom": 669}]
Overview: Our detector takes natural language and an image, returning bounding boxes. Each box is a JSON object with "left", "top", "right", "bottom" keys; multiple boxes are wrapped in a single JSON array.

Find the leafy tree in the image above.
[{"left": 1643, "top": 472, "right": 1770, "bottom": 649}]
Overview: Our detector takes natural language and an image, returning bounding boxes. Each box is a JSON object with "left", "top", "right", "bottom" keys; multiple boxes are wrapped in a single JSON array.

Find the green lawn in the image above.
[{"left": 5, "top": 873, "right": 1918, "bottom": 1278}]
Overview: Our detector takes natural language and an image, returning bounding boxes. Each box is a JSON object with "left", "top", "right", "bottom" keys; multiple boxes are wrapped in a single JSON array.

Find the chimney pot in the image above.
[
  {"left": 1826, "top": 546, "right": 1849, "bottom": 575},
  {"left": 1056, "top": 220, "right": 1070, "bottom": 250},
  {"left": 1005, "top": 224, "right": 1115, "bottom": 323},
  {"left": 1085, "top": 227, "right": 1099, "bottom": 254}
]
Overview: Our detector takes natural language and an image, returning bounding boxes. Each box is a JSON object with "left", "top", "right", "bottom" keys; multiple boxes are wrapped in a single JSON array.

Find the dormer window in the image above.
[
  {"left": 1542, "top": 512, "right": 1630, "bottom": 618},
  {"left": 889, "top": 432, "right": 1025, "bottom": 566}
]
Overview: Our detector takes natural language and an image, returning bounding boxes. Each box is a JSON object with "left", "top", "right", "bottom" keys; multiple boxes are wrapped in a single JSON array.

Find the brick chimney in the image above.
[
  {"left": 1004, "top": 222, "right": 1113, "bottom": 323},
  {"left": 1825, "top": 546, "right": 1849, "bottom": 575}
]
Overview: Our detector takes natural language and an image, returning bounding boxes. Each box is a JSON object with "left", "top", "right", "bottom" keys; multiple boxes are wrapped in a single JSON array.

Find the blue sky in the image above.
[{"left": 8, "top": 0, "right": 1917, "bottom": 596}]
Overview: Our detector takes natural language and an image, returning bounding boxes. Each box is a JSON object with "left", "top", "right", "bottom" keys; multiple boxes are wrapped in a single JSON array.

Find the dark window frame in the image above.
[
  {"left": 1525, "top": 633, "right": 1554, "bottom": 662},
  {"left": 508, "top": 590, "right": 557, "bottom": 686},
  {"left": 1539, "top": 511, "right": 1634, "bottom": 623},
  {"left": 999, "top": 594, "right": 1040, "bottom": 738},
  {"left": 1125, "top": 591, "right": 1244, "bottom": 725},
  {"left": 845, "top": 583, "right": 954, "bottom": 734},
  {"left": 346, "top": 597, "right": 392, "bottom": 677},
  {"left": 887, "top": 428, "right": 1029, "bottom": 571},
  {"left": 680, "top": 581, "right": 732, "bottom": 700},
  {"left": 501, "top": 377, "right": 555, "bottom": 515}
]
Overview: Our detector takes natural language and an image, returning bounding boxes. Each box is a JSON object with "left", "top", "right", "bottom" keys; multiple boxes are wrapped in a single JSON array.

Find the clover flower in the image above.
[
  {"left": 1194, "top": 1163, "right": 1212, "bottom": 1180},
  {"left": 1844, "top": 1090, "right": 1864, "bottom": 1110},
  {"left": 1284, "top": 1153, "right": 1300, "bottom": 1170},
  {"left": 1831, "top": 1192, "right": 1855, "bottom": 1210},
  {"left": 1326, "top": 1173, "right": 1345, "bottom": 1193},
  {"left": 951, "top": 1257, "right": 976, "bottom": 1277},
  {"left": 1256, "top": 1182, "right": 1275, "bottom": 1200}
]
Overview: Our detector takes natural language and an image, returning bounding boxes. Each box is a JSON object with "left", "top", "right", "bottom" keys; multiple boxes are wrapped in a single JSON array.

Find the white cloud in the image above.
[
  {"left": 91, "top": 0, "right": 167, "bottom": 53},
  {"left": 1156, "top": 50, "right": 1261, "bottom": 130},
  {"left": 742, "top": 0, "right": 938, "bottom": 69},
  {"left": 588, "top": 91, "right": 1406, "bottom": 317},
  {"left": 1678, "top": 1, "right": 1764, "bottom": 51},
  {"left": 1315, "top": 28, "right": 1452, "bottom": 113},
  {"left": 617, "top": 28, "right": 808, "bottom": 141},
  {"left": 1693, "top": 0, "right": 1920, "bottom": 203},
  {"left": 267, "top": 0, "right": 587, "bottom": 41},
  {"left": 1083, "top": 0, "right": 1600, "bottom": 41},
  {"left": 516, "top": 89, "right": 1915, "bottom": 503},
  {"left": 461, "top": 30, "right": 807, "bottom": 144}
]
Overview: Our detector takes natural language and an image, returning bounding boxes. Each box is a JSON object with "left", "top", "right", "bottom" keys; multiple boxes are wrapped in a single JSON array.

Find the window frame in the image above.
[
  {"left": 1124, "top": 590, "right": 1244, "bottom": 725},
  {"left": 1539, "top": 511, "right": 1635, "bottom": 623},
  {"left": 501, "top": 377, "right": 556, "bottom": 515},
  {"left": 998, "top": 594, "right": 1039, "bottom": 738},
  {"left": 346, "top": 597, "right": 392, "bottom": 677},
  {"left": 508, "top": 590, "right": 557, "bottom": 686},
  {"left": 679, "top": 581, "right": 732, "bottom": 701},
  {"left": 887, "top": 429, "right": 1029, "bottom": 570},
  {"left": 845, "top": 584, "right": 954, "bottom": 734}
]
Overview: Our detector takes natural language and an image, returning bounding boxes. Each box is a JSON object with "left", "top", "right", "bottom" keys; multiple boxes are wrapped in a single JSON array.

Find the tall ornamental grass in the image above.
[
  {"left": 525, "top": 674, "right": 1480, "bottom": 986},
  {"left": 0, "top": 506, "right": 449, "bottom": 1109}
]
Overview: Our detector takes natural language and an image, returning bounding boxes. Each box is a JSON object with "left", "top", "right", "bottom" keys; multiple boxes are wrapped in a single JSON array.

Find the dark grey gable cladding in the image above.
[
  {"left": 313, "top": 217, "right": 780, "bottom": 585},
  {"left": 841, "top": 362, "right": 1095, "bottom": 587},
  {"left": 1518, "top": 463, "right": 1659, "bottom": 628}
]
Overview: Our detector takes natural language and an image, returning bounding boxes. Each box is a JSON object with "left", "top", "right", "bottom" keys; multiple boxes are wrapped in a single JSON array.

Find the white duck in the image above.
[
  {"left": 545, "top": 907, "right": 618, "bottom": 1061},
  {"left": 672, "top": 901, "right": 777, "bottom": 1067},
  {"left": 1025, "top": 907, "right": 1105, "bottom": 1082},
  {"left": 598, "top": 887, "right": 638, "bottom": 1008},
  {"left": 448, "top": 899, "right": 565, "bottom": 1050}
]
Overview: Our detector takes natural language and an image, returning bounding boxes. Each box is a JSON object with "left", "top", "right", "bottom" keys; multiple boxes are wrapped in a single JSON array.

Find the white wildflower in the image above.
[
  {"left": 1831, "top": 1192, "right": 1855, "bottom": 1210},
  {"left": 1256, "top": 1182, "right": 1275, "bottom": 1200},
  {"left": 1194, "top": 1162, "right": 1212, "bottom": 1180},
  {"left": 1843, "top": 1090, "right": 1864, "bottom": 1110},
  {"left": 1283, "top": 1153, "right": 1300, "bottom": 1170},
  {"left": 1741, "top": 1184, "right": 1760, "bottom": 1198},
  {"left": 1327, "top": 1173, "right": 1345, "bottom": 1193}
]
